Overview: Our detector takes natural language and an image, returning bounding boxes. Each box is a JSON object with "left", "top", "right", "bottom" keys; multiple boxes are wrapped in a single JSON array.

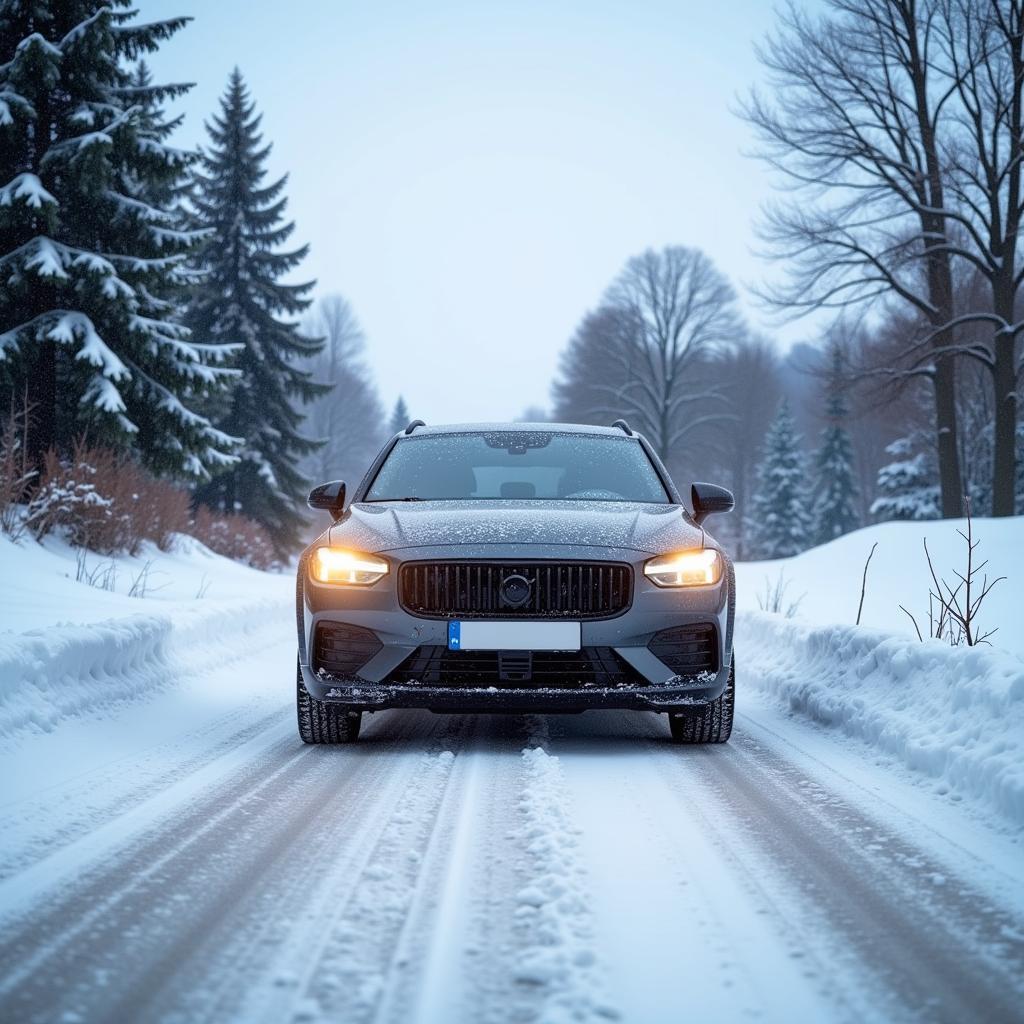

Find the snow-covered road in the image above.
[{"left": 1, "top": 622, "right": 1022, "bottom": 1024}]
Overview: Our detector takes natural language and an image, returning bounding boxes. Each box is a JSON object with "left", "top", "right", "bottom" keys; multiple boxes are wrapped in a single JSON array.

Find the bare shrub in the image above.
[
  {"left": 25, "top": 443, "right": 119, "bottom": 549},
  {"left": 74, "top": 549, "right": 118, "bottom": 592},
  {"left": 92, "top": 456, "right": 191, "bottom": 553},
  {"left": 24, "top": 441, "right": 192, "bottom": 554},
  {"left": 756, "top": 570, "right": 805, "bottom": 619},
  {"left": 192, "top": 505, "right": 277, "bottom": 570},
  {"left": 899, "top": 498, "right": 1006, "bottom": 646}
]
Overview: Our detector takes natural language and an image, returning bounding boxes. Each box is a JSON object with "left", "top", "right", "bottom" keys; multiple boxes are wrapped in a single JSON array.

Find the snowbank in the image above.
[
  {"left": 735, "top": 516, "right": 1024, "bottom": 657},
  {"left": 0, "top": 532, "right": 292, "bottom": 742},
  {"left": 739, "top": 610, "right": 1024, "bottom": 828}
]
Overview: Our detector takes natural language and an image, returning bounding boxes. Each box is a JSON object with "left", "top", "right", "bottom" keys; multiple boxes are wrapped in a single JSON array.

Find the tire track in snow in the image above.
[
  {"left": 262, "top": 713, "right": 475, "bottom": 1024},
  {"left": 287, "top": 713, "right": 526, "bottom": 1024},
  {"left": 0, "top": 703, "right": 286, "bottom": 882},
  {"left": 548, "top": 712, "right": 842, "bottom": 1023},
  {"left": 153, "top": 710, "right": 466, "bottom": 1024},
  {"left": 0, "top": 712, "right": 443, "bottom": 1024},
  {"left": 651, "top": 720, "right": 1024, "bottom": 1023},
  {"left": 370, "top": 714, "right": 577, "bottom": 1024}
]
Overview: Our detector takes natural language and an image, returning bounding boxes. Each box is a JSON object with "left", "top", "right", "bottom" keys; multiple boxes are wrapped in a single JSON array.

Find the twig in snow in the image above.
[
  {"left": 899, "top": 604, "right": 923, "bottom": 642},
  {"left": 856, "top": 541, "right": 877, "bottom": 625}
]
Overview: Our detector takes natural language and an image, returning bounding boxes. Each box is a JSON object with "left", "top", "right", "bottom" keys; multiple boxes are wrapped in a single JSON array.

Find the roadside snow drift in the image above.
[
  {"left": 739, "top": 610, "right": 1024, "bottom": 827},
  {"left": 0, "top": 533, "right": 292, "bottom": 743}
]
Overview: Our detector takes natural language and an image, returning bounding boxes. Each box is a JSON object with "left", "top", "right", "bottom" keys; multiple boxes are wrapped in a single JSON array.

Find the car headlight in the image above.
[
  {"left": 310, "top": 547, "right": 389, "bottom": 585},
  {"left": 644, "top": 549, "right": 722, "bottom": 587}
]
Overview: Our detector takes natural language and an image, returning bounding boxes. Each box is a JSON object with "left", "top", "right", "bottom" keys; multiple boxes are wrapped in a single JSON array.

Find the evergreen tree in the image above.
[
  {"left": 188, "top": 69, "right": 326, "bottom": 555},
  {"left": 749, "top": 399, "right": 813, "bottom": 558},
  {"left": 812, "top": 347, "right": 859, "bottom": 543},
  {"left": 0, "top": 2, "right": 236, "bottom": 475},
  {"left": 870, "top": 436, "right": 941, "bottom": 521},
  {"left": 388, "top": 396, "right": 410, "bottom": 434}
]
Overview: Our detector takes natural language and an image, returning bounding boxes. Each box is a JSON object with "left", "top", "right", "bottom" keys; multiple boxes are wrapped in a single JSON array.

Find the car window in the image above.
[{"left": 364, "top": 432, "right": 671, "bottom": 503}]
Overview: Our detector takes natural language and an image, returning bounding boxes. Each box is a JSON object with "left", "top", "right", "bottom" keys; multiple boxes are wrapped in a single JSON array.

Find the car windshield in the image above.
[{"left": 364, "top": 431, "right": 672, "bottom": 503}]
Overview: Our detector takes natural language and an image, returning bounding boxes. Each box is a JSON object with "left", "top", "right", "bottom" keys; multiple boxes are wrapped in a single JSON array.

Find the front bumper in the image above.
[{"left": 298, "top": 662, "right": 732, "bottom": 714}]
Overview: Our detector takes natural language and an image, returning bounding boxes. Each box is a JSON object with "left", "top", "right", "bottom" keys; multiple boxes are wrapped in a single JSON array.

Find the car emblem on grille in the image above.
[{"left": 499, "top": 573, "right": 533, "bottom": 608}]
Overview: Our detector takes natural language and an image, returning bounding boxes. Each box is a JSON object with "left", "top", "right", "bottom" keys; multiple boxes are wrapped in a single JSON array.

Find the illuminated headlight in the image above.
[
  {"left": 644, "top": 549, "right": 722, "bottom": 587},
  {"left": 310, "top": 547, "right": 389, "bottom": 585}
]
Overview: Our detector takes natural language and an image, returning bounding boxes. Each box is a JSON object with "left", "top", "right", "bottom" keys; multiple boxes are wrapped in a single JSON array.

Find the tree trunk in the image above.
[
  {"left": 931, "top": 346, "right": 964, "bottom": 517},
  {"left": 905, "top": 7, "right": 964, "bottom": 518},
  {"left": 990, "top": 321, "right": 1018, "bottom": 516},
  {"left": 924, "top": 254, "right": 964, "bottom": 517},
  {"left": 922, "top": 235, "right": 963, "bottom": 517},
  {"left": 25, "top": 339, "right": 57, "bottom": 470}
]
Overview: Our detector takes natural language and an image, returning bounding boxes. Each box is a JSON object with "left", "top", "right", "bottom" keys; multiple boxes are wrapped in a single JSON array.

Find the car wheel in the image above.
[
  {"left": 296, "top": 658, "right": 362, "bottom": 744},
  {"left": 668, "top": 658, "right": 734, "bottom": 744}
]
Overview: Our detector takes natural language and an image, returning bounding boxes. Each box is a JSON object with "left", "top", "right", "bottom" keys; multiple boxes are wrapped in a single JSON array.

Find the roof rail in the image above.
[
  {"left": 611, "top": 419, "right": 633, "bottom": 436},
  {"left": 404, "top": 419, "right": 426, "bottom": 435}
]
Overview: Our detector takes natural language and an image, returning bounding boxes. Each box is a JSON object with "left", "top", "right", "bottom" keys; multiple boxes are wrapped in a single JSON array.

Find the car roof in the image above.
[{"left": 399, "top": 421, "right": 638, "bottom": 438}]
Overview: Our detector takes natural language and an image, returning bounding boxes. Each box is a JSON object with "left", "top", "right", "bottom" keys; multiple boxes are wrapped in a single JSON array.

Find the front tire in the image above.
[
  {"left": 668, "top": 658, "right": 734, "bottom": 744},
  {"left": 297, "top": 659, "right": 362, "bottom": 744}
]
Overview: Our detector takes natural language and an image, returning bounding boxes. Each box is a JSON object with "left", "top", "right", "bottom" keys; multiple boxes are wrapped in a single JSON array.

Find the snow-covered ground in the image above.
[
  {"left": 735, "top": 515, "right": 1024, "bottom": 654},
  {"left": 0, "top": 522, "right": 1022, "bottom": 1023}
]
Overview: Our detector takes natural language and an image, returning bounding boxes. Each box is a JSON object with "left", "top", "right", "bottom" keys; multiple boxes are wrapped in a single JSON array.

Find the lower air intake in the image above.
[
  {"left": 313, "top": 622, "right": 383, "bottom": 678},
  {"left": 647, "top": 623, "right": 717, "bottom": 677}
]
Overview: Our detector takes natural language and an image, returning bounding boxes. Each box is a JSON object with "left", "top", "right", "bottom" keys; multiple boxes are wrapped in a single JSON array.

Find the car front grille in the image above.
[
  {"left": 388, "top": 646, "right": 644, "bottom": 689},
  {"left": 647, "top": 624, "right": 718, "bottom": 677},
  {"left": 398, "top": 561, "right": 632, "bottom": 620},
  {"left": 313, "top": 622, "right": 383, "bottom": 678}
]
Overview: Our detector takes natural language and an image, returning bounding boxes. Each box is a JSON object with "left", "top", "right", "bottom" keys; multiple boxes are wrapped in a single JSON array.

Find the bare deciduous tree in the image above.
[
  {"left": 604, "top": 247, "right": 742, "bottom": 459},
  {"left": 553, "top": 246, "right": 741, "bottom": 469},
  {"left": 743, "top": 0, "right": 966, "bottom": 516}
]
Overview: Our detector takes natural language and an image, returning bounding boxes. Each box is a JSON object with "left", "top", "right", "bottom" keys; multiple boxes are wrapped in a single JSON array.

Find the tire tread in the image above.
[
  {"left": 296, "top": 659, "right": 361, "bottom": 744},
  {"left": 669, "top": 659, "right": 735, "bottom": 745}
]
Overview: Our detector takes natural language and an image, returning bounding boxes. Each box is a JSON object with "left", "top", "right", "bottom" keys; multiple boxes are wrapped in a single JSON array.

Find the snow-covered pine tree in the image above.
[
  {"left": 869, "top": 435, "right": 941, "bottom": 521},
  {"left": 812, "top": 346, "right": 859, "bottom": 543},
  {"left": 388, "top": 396, "right": 410, "bottom": 434},
  {"left": 749, "top": 399, "right": 813, "bottom": 558},
  {"left": 0, "top": 2, "right": 236, "bottom": 476},
  {"left": 188, "top": 69, "right": 326, "bottom": 556}
]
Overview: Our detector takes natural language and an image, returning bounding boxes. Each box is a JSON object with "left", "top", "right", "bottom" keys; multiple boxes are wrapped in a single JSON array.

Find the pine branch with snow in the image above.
[{"left": 870, "top": 436, "right": 941, "bottom": 522}]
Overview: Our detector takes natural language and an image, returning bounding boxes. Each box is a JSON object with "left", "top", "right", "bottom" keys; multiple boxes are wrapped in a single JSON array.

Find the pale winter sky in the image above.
[{"left": 140, "top": 0, "right": 812, "bottom": 423}]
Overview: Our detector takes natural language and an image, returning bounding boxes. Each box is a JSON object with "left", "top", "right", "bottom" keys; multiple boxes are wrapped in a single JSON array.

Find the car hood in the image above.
[{"left": 328, "top": 500, "right": 705, "bottom": 556}]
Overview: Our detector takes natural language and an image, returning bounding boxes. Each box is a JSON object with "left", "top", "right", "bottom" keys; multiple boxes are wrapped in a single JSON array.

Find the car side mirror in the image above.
[
  {"left": 308, "top": 480, "right": 346, "bottom": 521},
  {"left": 691, "top": 482, "right": 734, "bottom": 525}
]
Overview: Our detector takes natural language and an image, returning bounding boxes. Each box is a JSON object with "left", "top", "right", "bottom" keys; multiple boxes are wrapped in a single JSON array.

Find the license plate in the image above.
[{"left": 447, "top": 620, "right": 581, "bottom": 651}]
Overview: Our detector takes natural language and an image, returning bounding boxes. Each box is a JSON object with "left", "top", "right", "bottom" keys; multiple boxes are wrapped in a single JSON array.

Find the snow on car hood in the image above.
[{"left": 328, "top": 500, "right": 705, "bottom": 555}]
